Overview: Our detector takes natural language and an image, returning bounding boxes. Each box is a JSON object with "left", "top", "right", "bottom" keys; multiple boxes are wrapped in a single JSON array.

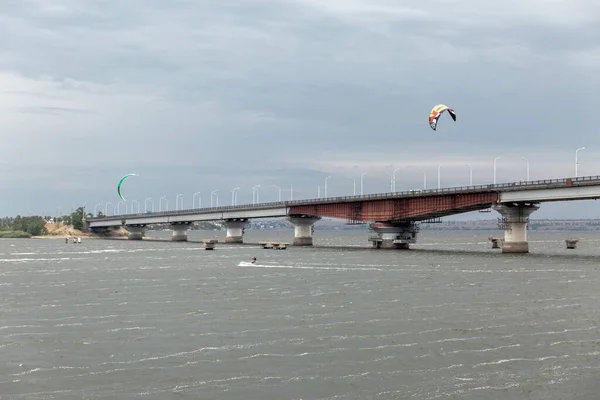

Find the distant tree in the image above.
[
  {"left": 12, "top": 216, "right": 47, "bottom": 236},
  {"left": 70, "top": 207, "right": 84, "bottom": 231}
]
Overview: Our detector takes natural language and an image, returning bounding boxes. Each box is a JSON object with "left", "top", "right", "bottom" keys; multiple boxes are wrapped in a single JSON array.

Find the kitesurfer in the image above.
[{"left": 251, "top": 257, "right": 257, "bottom": 264}]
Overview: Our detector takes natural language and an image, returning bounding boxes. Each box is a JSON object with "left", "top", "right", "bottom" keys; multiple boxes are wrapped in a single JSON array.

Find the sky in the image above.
[{"left": 2, "top": 0, "right": 600, "bottom": 219}]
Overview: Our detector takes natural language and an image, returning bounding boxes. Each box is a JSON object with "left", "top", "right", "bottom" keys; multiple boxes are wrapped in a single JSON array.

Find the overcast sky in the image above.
[{"left": 2, "top": 0, "right": 600, "bottom": 219}]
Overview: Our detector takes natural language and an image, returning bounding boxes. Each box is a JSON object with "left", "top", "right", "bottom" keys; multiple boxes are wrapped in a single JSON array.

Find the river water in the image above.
[{"left": 1, "top": 229, "right": 600, "bottom": 399}]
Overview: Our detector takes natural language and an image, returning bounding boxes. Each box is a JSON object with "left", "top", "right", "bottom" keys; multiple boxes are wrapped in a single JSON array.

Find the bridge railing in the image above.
[{"left": 87, "top": 175, "right": 600, "bottom": 221}]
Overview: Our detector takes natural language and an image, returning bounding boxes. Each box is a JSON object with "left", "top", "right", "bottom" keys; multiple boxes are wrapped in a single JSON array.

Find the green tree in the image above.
[
  {"left": 12, "top": 216, "right": 47, "bottom": 236},
  {"left": 70, "top": 207, "right": 84, "bottom": 231}
]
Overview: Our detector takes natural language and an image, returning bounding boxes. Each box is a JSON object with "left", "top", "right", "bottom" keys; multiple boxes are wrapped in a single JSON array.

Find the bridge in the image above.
[{"left": 85, "top": 175, "right": 600, "bottom": 253}]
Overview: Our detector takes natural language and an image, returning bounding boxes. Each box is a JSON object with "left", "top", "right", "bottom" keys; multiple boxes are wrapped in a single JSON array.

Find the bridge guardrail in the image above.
[{"left": 86, "top": 175, "right": 600, "bottom": 221}]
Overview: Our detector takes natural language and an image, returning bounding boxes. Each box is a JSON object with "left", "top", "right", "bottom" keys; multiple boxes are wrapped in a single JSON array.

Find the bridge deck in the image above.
[{"left": 86, "top": 175, "right": 600, "bottom": 226}]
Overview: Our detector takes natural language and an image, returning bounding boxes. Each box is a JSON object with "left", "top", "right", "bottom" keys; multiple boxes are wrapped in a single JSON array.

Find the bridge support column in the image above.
[
  {"left": 171, "top": 222, "right": 190, "bottom": 242},
  {"left": 369, "top": 222, "right": 419, "bottom": 249},
  {"left": 287, "top": 215, "right": 321, "bottom": 246},
  {"left": 126, "top": 225, "right": 145, "bottom": 240},
  {"left": 223, "top": 218, "right": 249, "bottom": 243},
  {"left": 492, "top": 203, "right": 540, "bottom": 253}
]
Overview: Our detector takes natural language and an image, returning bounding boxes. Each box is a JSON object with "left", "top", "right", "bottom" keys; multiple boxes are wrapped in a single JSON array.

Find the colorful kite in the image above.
[{"left": 429, "top": 104, "right": 456, "bottom": 131}]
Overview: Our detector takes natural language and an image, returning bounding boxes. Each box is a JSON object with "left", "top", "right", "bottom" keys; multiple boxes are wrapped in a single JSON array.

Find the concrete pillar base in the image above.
[
  {"left": 223, "top": 219, "right": 249, "bottom": 244},
  {"left": 492, "top": 203, "right": 539, "bottom": 254},
  {"left": 225, "top": 236, "right": 243, "bottom": 243},
  {"left": 369, "top": 222, "right": 418, "bottom": 250},
  {"left": 502, "top": 241, "right": 528, "bottom": 253},
  {"left": 126, "top": 225, "right": 144, "bottom": 240},
  {"left": 287, "top": 215, "right": 321, "bottom": 247},
  {"left": 171, "top": 223, "right": 190, "bottom": 242},
  {"left": 293, "top": 237, "right": 314, "bottom": 246}
]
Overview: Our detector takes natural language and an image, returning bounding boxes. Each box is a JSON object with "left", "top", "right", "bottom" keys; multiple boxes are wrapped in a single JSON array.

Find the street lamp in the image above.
[
  {"left": 360, "top": 172, "right": 367, "bottom": 195},
  {"left": 466, "top": 164, "right": 473, "bottom": 186},
  {"left": 270, "top": 185, "right": 281, "bottom": 202},
  {"left": 324, "top": 176, "right": 332, "bottom": 198},
  {"left": 159, "top": 196, "right": 168, "bottom": 212},
  {"left": 176, "top": 194, "right": 184, "bottom": 210},
  {"left": 145, "top": 197, "right": 153, "bottom": 212},
  {"left": 521, "top": 157, "right": 530, "bottom": 181},
  {"left": 211, "top": 190, "right": 219, "bottom": 207},
  {"left": 131, "top": 199, "right": 140, "bottom": 214},
  {"left": 193, "top": 192, "right": 201, "bottom": 208},
  {"left": 94, "top": 203, "right": 102, "bottom": 216},
  {"left": 407, "top": 166, "right": 426, "bottom": 189},
  {"left": 392, "top": 168, "right": 401, "bottom": 192},
  {"left": 493, "top": 156, "right": 501, "bottom": 184},
  {"left": 252, "top": 185, "right": 260, "bottom": 204},
  {"left": 437, "top": 164, "right": 443, "bottom": 189},
  {"left": 348, "top": 177, "right": 356, "bottom": 195},
  {"left": 117, "top": 201, "right": 126, "bottom": 215},
  {"left": 290, "top": 183, "right": 293, "bottom": 201},
  {"left": 386, "top": 172, "right": 393, "bottom": 192},
  {"left": 105, "top": 202, "right": 112, "bottom": 216},
  {"left": 231, "top": 187, "right": 240, "bottom": 205},
  {"left": 575, "top": 146, "right": 586, "bottom": 177}
]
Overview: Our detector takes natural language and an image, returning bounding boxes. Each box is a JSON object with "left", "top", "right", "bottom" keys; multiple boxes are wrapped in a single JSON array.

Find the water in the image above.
[{"left": 1, "top": 230, "right": 600, "bottom": 399}]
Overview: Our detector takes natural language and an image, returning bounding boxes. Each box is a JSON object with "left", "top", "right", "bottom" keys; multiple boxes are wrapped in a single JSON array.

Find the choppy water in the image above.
[{"left": 1, "top": 229, "right": 600, "bottom": 399}]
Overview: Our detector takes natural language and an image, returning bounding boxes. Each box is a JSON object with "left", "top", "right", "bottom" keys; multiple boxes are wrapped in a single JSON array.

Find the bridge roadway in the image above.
[{"left": 86, "top": 175, "right": 600, "bottom": 253}]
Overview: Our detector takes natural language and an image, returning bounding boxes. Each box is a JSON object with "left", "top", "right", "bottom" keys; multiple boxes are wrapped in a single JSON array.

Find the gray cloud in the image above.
[{"left": 1, "top": 0, "right": 600, "bottom": 218}]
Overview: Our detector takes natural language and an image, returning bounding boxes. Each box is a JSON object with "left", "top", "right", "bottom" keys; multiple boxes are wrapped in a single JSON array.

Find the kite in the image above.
[
  {"left": 429, "top": 104, "right": 456, "bottom": 131},
  {"left": 117, "top": 173, "right": 138, "bottom": 201}
]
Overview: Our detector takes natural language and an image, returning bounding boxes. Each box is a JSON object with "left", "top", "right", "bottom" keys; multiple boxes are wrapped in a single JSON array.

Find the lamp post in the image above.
[
  {"left": 176, "top": 194, "right": 184, "bottom": 210},
  {"left": 271, "top": 185, "right": 282, "bottom": 201},
  {"left": 437, "top": 164, "right": 443, "bottom": 189},
  {"left": 117, "top": 201, "right": 127, "bottom": 215},
  {"left": 230, "top": 187, "right": 240, "bottom": 205},
  {"left": 159, "top": 196, "right": 168, "bottom": 212},
  {"left": 290, "top": 183, "right": 293, "bottom": 201},
  {"left": 386, "top": 172, "right": 393, "bottom": 192},
  {"left": 94, "top": 203, "right": 102, "bottom": 216},
  {"left": 360, "top": 172, "right": 367, "bottom": 195},
  {"left": 145, "top": 197, "right": 153, "bottom": 212},
  {"left": 348, "top": 177, "right": 356, "bottom": 195},
  {"left": 521, "top": 157, "right": 530, "bottom": 181},
  {"left": 392, "top": 168, "right": 401, "bottom": 192},
  {"left": 105, "top": 202, "right": 112, "bottom": 216},
  {"left": 493, "top": 156, "right": 501, "bottom": 184},
  {"left": 324, "top": 176, "right": 332, "bottom": 198},
  {"left": 407, "top": 166, "right": 426, "bottom": 189},
  {"left": 211, "top": 190, "right": 219, "bottom": 207},
  {"left": 131, "top": 199, "right": 140, "bottom": 214},
  {"left": 252, "top": 185, "right": 260, "bottom": 204},
  {"left": 466, "top": 164, "right": 473, "bottom": 186},
  {"left": 193, "top": 192, "right": 201, "bottom": 208},
  {"left": 575, "top": 147, "right": 586, "bottom": 177}
]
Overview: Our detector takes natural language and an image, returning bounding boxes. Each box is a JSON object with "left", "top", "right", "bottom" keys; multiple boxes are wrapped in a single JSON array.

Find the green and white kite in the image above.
[{"left": 117, "top": 173, "right": 138, "bottom": 201}]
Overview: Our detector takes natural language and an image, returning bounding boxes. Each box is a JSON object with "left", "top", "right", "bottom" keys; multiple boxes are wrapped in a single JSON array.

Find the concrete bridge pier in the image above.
[
  {"left": 126, "top": 225, "right": 145, "bottom": 240},
  {"left": 171, "top": 222, "right": 191, "bottom": 242},
  {"left": 287, "top": 215, "right": 321, "bottom": 246},
  {"left": 492, "top": 202, "right": 540, "bottom": 253},
  {"left": 369, "top": 222, "right": 419, "bottom": 249},
  {"left": 223, "top": 218, "right": 250, "bottom": 243}
]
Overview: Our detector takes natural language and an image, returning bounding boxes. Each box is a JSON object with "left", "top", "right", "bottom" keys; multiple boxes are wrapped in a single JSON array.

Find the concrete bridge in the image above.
[{"left": 85, "top": 175, "right": 600, "bottom": 253}]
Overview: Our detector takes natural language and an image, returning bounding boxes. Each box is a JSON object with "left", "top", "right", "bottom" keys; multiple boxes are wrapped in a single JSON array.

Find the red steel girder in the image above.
[{"left": 288, "top": 192, "right": 498, "bottom": 222}]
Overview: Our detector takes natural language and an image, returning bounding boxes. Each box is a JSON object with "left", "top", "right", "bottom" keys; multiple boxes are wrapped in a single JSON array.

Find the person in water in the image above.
[{"left": 251, "top": 257, "right": 257, "bottom": 264}]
